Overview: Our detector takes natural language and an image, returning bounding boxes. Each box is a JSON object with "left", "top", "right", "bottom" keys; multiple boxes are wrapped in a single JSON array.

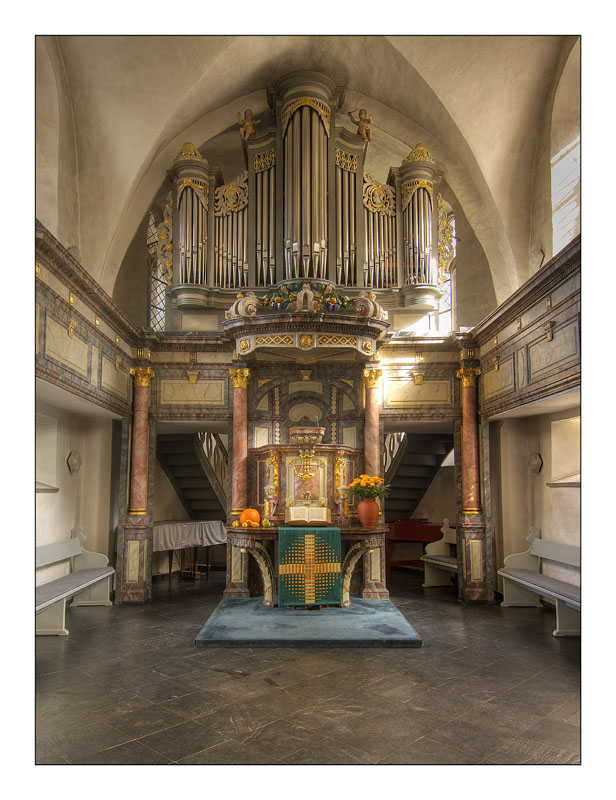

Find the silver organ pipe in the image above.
[
  {"left": 268, "top": 167, "right": 275, "bottom": 285},
  {"left": 336, "top": 166, "right": 342, "bottom": 283},
  {"left": 283, "top": 105, "right": 329, "bottom": 281},
  {"left": 256, "top": 170, "right": 262, "bottom": 283}
]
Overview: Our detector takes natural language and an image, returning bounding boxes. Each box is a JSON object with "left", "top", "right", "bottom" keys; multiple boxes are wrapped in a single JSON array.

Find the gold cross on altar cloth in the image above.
[{"left": 279, "top": 533, "right": 341, "bottom": 605}]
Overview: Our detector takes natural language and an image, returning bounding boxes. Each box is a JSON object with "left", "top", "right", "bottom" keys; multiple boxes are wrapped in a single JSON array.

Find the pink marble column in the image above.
[
  {"left": 457, "top": 366, "right": 482, "bottom": 514},
  {"left": 229, "top": 368, "right": 250, "bottom": 517},
  {"left": 363, "top": 368, "right": 382, "bottom": 476},
  {"left": 456, "top": 364, "right": 489, "bottom": 604},
  {"left": 128, "top": 367, "right": 155, "bottom": 514}
]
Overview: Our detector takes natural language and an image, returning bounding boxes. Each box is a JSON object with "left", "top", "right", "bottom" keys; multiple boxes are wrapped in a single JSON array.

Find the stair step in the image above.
[
  {"left": 190, "top": 499, "right": 224, "bottom": 510},
  {"left": 400, "top": 453, "right": 441, "bottom": 466},
  {"left": 168, "top": 466, "right": 204, "bottom": 478},
  {"left": 161, "top": 454, "right": 199, "bottom": 467},
  {"left": 394, "top": 465, "right": 434, "bottom": 477},
  {"left": 183, "top": 490, "right": 217, "bottom": 501},
  {"left": 157, "top": 441, "right": 196, "bottom": 454},
  {"left": 390, "top": 478, "right": 430, "bottom": 490},
  {"left": 176, "top": 478, "right": 213, "bottom": 489}
]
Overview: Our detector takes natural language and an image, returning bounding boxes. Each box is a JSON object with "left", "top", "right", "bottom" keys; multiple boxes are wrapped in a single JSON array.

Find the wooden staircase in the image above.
[
  {"left": 156, "top": 433, "right": 227, "bottom": 520},
  {"left": 384, "top": 432, "right": 454, "bottom": 521}
]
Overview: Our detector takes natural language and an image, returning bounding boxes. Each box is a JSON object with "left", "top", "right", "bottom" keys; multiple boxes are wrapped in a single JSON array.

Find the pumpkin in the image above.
[{"left": 239, "top": 508, "right": 260, "bottom": 525}]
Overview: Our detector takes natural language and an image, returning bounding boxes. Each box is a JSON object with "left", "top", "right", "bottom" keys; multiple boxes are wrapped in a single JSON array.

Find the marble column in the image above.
[
  {"left": 363, "top": 367, "right": 382, "bottom": 476},
  {"left": 456, "top": 364, "right": 490, "bottom": 604},
  {"left": 118, "top": 366, "right": 155, "bottom": 604},
  {"left": 224, "top": 367, "right": 251, "bottom": 598}
]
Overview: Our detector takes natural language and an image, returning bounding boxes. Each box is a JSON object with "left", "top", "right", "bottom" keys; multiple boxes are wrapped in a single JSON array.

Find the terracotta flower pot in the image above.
[{"left": 357, "top": 498, "right": 380, "bottom": 528}]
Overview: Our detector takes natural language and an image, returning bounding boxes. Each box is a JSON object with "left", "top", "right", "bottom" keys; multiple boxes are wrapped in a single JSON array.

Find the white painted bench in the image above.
[
  {"left": 36, "top": 526, "right": 115, "bottom": 635},
  {"left": 498, "top": 527, "right": 580, "bottom": 637},
  {"left": 421, "top": 519, "right": 458, "bottom": 588}
]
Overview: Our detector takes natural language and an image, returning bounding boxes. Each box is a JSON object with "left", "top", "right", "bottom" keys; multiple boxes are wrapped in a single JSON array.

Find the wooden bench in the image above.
[
  {"left": 36, "top": 526, "right": 115, "bottom": 635},
  {"left": 386, "top": 519, "right": 443, "bottom": 579},
  {"left": 498, "top": 527, "right": 580, "bottom": 637},
  {"left": 420, "top": 519, "right": 458, "bottom": 587}
]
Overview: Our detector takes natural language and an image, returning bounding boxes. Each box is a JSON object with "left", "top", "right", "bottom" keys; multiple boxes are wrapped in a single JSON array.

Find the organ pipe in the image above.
[{"left": 283, "top": 105, "right": 329, "bottom": 280}]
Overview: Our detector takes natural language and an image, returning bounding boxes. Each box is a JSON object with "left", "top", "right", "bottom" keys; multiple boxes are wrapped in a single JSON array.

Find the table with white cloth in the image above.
[{"left": 153, "top": 520, "right": 227, "bottom": 579}]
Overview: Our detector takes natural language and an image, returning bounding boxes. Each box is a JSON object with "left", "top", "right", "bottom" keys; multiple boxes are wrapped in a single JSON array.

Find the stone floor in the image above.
[{"left": 35, "top": 569, "right": 581, "bottom": 765}]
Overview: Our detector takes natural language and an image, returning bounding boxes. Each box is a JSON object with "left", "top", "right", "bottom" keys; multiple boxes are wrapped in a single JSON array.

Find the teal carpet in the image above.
[{"left": 194, "top": 597, "right": 422, "bottom": 648}]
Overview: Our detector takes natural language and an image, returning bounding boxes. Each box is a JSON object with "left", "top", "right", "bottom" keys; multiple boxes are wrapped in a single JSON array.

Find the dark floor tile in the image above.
[
  {"left": 277, "top": 738, "right": 376, "bottom": 765},
  {"left": 378, "top": 735, "right": 478, "bottom": 764},
  {"left": 159, "top": 688, "right": 234, "bottom": 718},
  {"left": 99, "top": 703, "right": 186, "bottom": 738},
  {"left": 37, "top": 720, "right": 131, "bottom": 762},
  {"left": 137, "top": 719, "right": 227, "bottom": 761},
  {"left": 487, "top": 735, "right": 581, "bottom": 764},
  {"left": 520, "top": 717, "right": 581, "bottom": 753},
  {"left": 177, "top": 738, "right": 275, "bottom": 764},
  {"left": 72, "top": 739, "right": 173, "bottom": 764},
  {"left": 241, "top": 718, "right": 326, "bottom": 757},
  {"left": 132, "top": 676, "right": 203, "bottom": 704},
  {"left": 428, "top": 718, "right": 517, "bottom": 759}
]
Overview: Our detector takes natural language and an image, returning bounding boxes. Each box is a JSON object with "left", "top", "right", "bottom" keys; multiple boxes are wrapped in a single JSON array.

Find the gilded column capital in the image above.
[
  {"left": 362, "top": 368, "right": 382, "bottom": 389},
  {"left": 229, "top": 367, "right": 251, "bottom": 389},
  {"left": 130, "top": 366, "right": 155, "bottom": 387},
  {"left": 456, "top": 367, "right": 481, "bottom": 388}
]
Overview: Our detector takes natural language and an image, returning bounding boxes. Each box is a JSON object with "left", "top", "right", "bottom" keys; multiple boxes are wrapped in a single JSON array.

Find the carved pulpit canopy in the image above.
[{"left": 222, "top": 279, "right": 390, "bottom": 360}]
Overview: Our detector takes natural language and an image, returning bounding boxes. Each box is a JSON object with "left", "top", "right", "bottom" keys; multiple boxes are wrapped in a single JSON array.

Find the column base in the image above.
[{"left": 362, "top": 581, "right": 390, "bottom": 600}]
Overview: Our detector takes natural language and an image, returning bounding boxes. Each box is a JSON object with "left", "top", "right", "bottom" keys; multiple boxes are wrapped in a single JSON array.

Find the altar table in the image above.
[{"left": 153, "top": 520, "right": 226, "bottom": 579}]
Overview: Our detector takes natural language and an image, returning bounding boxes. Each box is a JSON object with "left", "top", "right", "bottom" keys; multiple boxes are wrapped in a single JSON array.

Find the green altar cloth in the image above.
[{"left": 278, "top": 526, "right": 342, "bottom": 607}]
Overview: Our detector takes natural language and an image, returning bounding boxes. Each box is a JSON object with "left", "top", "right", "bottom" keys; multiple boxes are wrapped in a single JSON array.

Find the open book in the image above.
[{"left": 284, "top": 505, "right": 332, "bottom": 526}]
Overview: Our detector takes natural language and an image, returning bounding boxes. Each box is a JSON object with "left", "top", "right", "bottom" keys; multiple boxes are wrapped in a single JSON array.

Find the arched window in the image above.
[
  {"left": 147, "top": 211, "right": 166, "bottom": 331},
  {"left": 437, "top": 196, "right": 456, "bottom": 333},
  {"left": 551, "top": 135, "right": 580, "bottom": 256}
]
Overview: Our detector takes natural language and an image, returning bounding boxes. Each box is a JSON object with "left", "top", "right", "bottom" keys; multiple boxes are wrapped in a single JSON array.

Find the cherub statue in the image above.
[
  {"left": 348, "top": 108, "right": 373, "bottom": 142},
  {"left": 237, "top": 108, "right": 261, "bottom": 141}
]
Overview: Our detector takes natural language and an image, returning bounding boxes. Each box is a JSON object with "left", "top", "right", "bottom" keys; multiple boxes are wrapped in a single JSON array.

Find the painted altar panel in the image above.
[{"left": 249, "top": 445, "right": 361, "bottom": 525}]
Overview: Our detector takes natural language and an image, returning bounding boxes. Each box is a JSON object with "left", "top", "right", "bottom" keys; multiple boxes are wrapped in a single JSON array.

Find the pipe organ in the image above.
[
  {"left": 214, "top": 172, "right": 249, "bottom": 289},
  {"left": 164, "top": 73, "right": 452, "bottom": 316},
  {"left": 281, "top": 98, "right": 330, "bottom": 281},
  {"left": 362, "top": 175, "right": 397, "bottom": 288}
]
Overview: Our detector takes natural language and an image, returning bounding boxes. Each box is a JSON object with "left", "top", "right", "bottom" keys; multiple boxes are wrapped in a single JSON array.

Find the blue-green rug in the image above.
[{"left": 194, "top": 597, "right": 422, "bottom": 648}]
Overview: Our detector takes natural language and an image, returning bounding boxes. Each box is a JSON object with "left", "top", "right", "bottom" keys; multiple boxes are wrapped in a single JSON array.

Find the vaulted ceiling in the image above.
[{"left": 36, "top": 35, "right": 580, "bottom": 309}]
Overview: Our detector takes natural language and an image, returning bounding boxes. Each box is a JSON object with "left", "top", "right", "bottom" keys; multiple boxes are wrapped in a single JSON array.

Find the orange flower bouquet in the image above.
[{"left": 347, "top": 474, "right": 390, "bottom": 500}]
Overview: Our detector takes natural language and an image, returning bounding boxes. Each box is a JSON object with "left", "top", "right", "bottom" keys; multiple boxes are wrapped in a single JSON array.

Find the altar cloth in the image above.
[
  {"left": 278, "top": 526, "right": 342, "bottom": 607},
  {"left": 153, "top": 520, "right": 226, "bottom": 552},
  {"left": 194, "top": 596, "right": 422, "bottom": 648}
]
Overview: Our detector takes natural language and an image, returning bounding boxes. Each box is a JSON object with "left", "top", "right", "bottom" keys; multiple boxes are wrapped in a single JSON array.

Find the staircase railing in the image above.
[
  {"left": 384, "top": 432, "right": 407, "bottom": 481},
  {"left": 195, "top": 432, "right": 228, "bottom": 512}
]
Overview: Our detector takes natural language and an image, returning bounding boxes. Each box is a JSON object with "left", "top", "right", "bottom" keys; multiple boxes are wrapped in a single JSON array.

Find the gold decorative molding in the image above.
[
  {"left": 363, "top": 368, "right": 382, "bottom": 389},
  {"left": 299, "top": 334, "right": 314, "bottom": 349},
  {"left": 544, "top": 321, "right": 555, "bottom": 341},
  {"left": 186, "top": 370, "right": 199, "bottom": 384},
  {"left": 115, "top": 356, "right": 121, "bottom": 370},
  {"left": 95, "top": 316, "right": 100, "bottom": 329},
  {"left": 35, "top": 261, "right": 41, "bottom": 278},
  {"left": 115, "top": 335, "right": 120, "bottom": 345},
  {"left": 300, "top": 370, "right": 312, "bottom": 381},
  {"left": 318, "top": 334, "right": 356, "bottom": 347},
  {"left": 546, "top": 296, "right": 552, "bottom": 311},
  {"left": 412, "top": 371, "right": 424, "bottom": 385},
  {"left": 456, "top": 367, "right": 481, "bottom": 388},
  {"left": 239, "top": 338, "right": 251, "bottom": 353},
  {"left": 362, "top": 341, "right": 373, "bottom": 353},
  {"left": 281, "top": 96, "right": 331, "bottom": 136},
  {"left": 130, "top": 366, "right": 155, "bottom": 387},
  {"left": 335, "top": 148, "right": 358, "bottom": 172},
  {"left": 68, "top": 320, "right": 76, "bottom": 337},
  {"left": 174, "top": 141, "right": 205, "bottom": 162},
  {"left": 254, "top": 149, "right": 276, "bottom": 172},
  {"left": 405, "top": 142, "right": 435, "bottom": 164},
  {"left": 189, "top": 352, "right": 197, "bottom": 363},
  {"left": 493, "top": 357, "right": 499, "bottom": 372},
  {"left": 229, "top": 367, "right": 251, "bottom": 388},
  {"left": 517, "top": 318, "right": 522, "bottom": 331},
  {"left": 68, "top": 291, "right": 74, "bottom": 306}
]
